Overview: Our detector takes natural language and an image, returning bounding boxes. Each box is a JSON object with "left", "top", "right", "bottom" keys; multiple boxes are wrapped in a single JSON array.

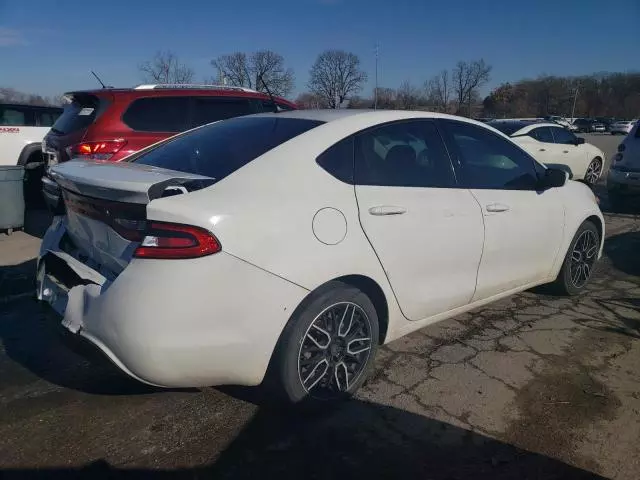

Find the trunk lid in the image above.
[{"left": 47, "top": 160, "right": 214, "bottom": 276}]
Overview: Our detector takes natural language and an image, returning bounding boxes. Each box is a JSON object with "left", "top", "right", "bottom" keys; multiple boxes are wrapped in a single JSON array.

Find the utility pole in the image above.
[
  {"left": 374, "top": 42, "right": 379, "bottom": 110},
  {"left": 571, "top": 84, "right": 579, "bottom": 121}
]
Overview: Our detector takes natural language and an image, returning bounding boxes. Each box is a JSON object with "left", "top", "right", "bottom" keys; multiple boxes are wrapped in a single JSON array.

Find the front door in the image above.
[
  {"left": 354, "top": 120, "right": 484, "bottom": 321},
  {"left": 439, "top": 119, "right": 565, "bottom": 301}
]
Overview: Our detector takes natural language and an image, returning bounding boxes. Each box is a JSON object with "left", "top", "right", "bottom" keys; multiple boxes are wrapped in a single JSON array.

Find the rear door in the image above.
[
  {"left": 514, "top": 126, "right": 560, "bottom": 166},
  {"left": 354, "top": 120, "right": 484, "bottom": 321},
  {"left": 439, "top": 120, "right": 565, "bottom": 300}
]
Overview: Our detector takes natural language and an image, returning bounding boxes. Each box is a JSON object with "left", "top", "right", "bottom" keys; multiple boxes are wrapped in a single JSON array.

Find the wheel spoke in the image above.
[
  {"left": 347, "top": 337, "right": 371, "bottom": 355},
  {"left": 586, "top": 244, "right": 598, "bottom": 259},
  {"left": 307, "top": 324, "right": 331, "bottom": 349},
  {"left": 334, "top": 361, "right": 350, "bottom": 392},
  {"left": 571, "top": 250, "right": 581, "bottom": 262},
  {"left": 302, "top": 358, "right": 329, "bottom": 390},
  {"left": 582, "top": 262, "right": 591, "bottom": 282},
  {"left": 571, "top": 264, "right": 582, "bottom": 286},
  {"left": 338, "top": 304, "right": 355, "bottom": 338}
]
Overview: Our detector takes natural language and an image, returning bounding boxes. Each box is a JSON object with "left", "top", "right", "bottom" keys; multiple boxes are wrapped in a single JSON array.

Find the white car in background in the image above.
[
  {"left": 607, "top": 120, "right": 640, "bottom": 209},
  {"left": 489, "top": 120, "right": 605, "bottom": 185},
  {"left": 37, "top": 110, "right": 603, "bottom": 405},
  {"left": 610, "top": 120, "right": 637, "bottom": 135}
]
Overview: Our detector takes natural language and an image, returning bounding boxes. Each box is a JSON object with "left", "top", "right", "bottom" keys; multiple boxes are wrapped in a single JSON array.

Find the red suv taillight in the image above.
[
  {"left": 133, "top": 222, "right": 221, "bottom": 259},
  {"left": 67, "top": 139, "right": 127, "bottom": 160}
]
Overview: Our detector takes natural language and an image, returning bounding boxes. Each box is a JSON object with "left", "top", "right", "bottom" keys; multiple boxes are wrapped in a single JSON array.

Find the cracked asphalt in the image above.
[{"left": 1, "top": 135, "right": 639, "bottom": 479}]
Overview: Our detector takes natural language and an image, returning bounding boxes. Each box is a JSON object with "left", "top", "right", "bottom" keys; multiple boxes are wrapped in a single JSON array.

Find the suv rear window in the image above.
[
  {"left": 133, "top": 116, "right": 323, "bottom": 180},
  {"left": 51, "top": 95, "right": 102, "bottom": 134},
  {"left": 123, "top": 97, "right": 190, "bottom": 132},
  {"left": 191, "top": 97, "right": 254, "bottom": 128}
]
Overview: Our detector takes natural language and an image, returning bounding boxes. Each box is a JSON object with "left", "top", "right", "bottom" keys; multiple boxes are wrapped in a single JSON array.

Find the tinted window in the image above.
[
  {"left": 134, "top": 116, "right": 323, "bottom": 179},
  {"left": 488, "top": 121, "right": 531, "bottom": 136},
  {"left": 444, "top": 120, "right": 538, "bottom": 190},
  {"left": 317, "top": 138, "right": 354, "bottom": 184},
  {"left": 551, "top": 127, "right": 576, "bottom": 145},
  {"left": 191, "top": 97, "right": 253, "bottom": 127},
  {"left": 529, "top": 127, "right": 554, "bottom": 143},
  {"left": 123, "top": 97, "right": 190, "bottom": 132},
  {"left": 37, "top": 110, "right": 60, "bottom": 127},
  {"left": 0, "top": 106, "right": 29, "bottom": 126},
  {"left": 51, "top": 95, "right": 101, "bottom": 134},
  {"left": 354, "top": 120, "right": 455, "bottom": 188}
]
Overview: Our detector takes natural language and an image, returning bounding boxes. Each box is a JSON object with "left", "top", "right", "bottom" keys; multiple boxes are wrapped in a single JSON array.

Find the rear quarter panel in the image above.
[{"left": 145, "top": 117, "right": 412, "bottom": 340}]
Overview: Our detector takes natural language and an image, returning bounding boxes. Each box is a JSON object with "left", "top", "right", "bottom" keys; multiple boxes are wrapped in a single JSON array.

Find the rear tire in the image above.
[
  {"left": 584, "top": 157, "right": 602, "bottom": 185},
  {"left": 550, "top": 221, "right": 600, "bottom": 296},
  {"left": 269, "top": 281, "right": 379, "bottom": 406}
]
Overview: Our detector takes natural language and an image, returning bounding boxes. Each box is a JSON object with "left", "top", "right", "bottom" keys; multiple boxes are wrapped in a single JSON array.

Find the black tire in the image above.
[
  {"left": 269, "top": 281, "right": 379, "bottom": 406},
  {"left": 584, "top": 157, "right": 602, "bottom": 186},
  {"left": 551, "top": 221, "right": 600, "bottom": 296}
]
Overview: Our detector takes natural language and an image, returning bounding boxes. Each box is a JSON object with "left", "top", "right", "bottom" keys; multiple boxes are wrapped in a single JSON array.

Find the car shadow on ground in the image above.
[
  {"left": 603, "top": 230, "right": 640, "bottom": 277},
  {"left": 0, "top": 399, "right": 606, "bottom": 479},
  {"left": 0, "top": 260, "right": 192, "bottom": 396}
]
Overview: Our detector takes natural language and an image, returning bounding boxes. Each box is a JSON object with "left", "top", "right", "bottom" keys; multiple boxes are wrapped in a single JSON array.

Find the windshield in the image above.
[
  {"left": 51, "top": 94, "right": 102, "bottom": 135},
  {"left": 133, "top": 116, "right": 323, "bottom": 179}
]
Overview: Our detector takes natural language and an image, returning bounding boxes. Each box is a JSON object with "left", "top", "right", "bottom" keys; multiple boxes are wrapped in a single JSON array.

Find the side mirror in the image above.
[
  {"left": 574, "top": 137, "right": 585, "bottom": 145},
  {"left": 538, "top": 167, "right": 567, "bottom": 190}
]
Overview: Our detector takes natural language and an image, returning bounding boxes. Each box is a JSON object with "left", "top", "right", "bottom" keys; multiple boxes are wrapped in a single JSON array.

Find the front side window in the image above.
[
  {"left": 354, "top": 120, "right": 455, "bottom": 188},
  {"left": 443, "top": 120, "right": 538, "bottom": 190},
  {"left": 191, "top": 97, "right": 254, "bottom": 128},
  {"left": 551, "top": 127, "right": 577, "bottom": 145},
  {"left": 529, "top": 127, "right": 554, "bottom": 143},
  {"left": 123, "top": 97, "right": 190, "bottom": 132},
  {"left": 133, "top": 116, "right": 323, "bottom": 180}
]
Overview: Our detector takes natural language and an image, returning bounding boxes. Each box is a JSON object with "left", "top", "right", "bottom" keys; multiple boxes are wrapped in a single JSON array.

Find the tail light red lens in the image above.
[
  {"left": 133, "top": 222, "right": 221, "bottom": 259},
  {"left": 68, "top": 139, "right": 127, "bottom": 160}
]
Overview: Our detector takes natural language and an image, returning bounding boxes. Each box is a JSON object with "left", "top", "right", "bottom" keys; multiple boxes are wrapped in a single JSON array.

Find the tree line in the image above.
[
  {"left": 0, "top": 87, "right": 62, "bottom": 107},
  {"left": 483, "top": 73, "right": 640, "bottom": 119}
]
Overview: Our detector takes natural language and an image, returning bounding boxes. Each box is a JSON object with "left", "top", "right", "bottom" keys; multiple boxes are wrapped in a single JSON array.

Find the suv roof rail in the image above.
[{"left": 134, "top": 84, "right": 260, "bottom": 93}]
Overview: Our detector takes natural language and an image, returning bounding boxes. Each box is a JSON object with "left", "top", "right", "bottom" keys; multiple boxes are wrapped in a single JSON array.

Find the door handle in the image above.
[
  {"left": 368, "top": 206, "right": 407, "bottom": 216},
  {"left": 539, "top": 148, "right": 546, "bottom": 152},
  {"left": 563, "top": 150, "right": 569, "bottom": 153},
  {"left": 485, "top": 203, "right": 510, "bottom": 213}
]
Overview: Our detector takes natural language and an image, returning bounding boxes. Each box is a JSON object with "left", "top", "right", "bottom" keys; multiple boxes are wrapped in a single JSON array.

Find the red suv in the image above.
[{"left": 41, "top": 84, "right": 296, "bottom": 208}]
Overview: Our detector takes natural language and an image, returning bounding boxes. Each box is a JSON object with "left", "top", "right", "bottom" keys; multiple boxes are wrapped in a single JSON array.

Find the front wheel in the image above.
[
  {"left": 584, "top": 158, "right": 603, "bottom": 185},
  {"left": 551, "top": 221, "right": 600, "bottom": 296},
  {"left": 269, "top": 281, "right": 379, "bottom": 406}
]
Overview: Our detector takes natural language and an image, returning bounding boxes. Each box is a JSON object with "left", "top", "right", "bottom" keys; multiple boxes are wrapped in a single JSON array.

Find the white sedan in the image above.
[
  {"left": 610, "top": 120, "right": 637, "bottom": 135},
  {"left": 37, "top": 110, "right": 604, "bottom": 405},
  {"left": 489, "top": 120, "right": 606, "bottom": 185}
]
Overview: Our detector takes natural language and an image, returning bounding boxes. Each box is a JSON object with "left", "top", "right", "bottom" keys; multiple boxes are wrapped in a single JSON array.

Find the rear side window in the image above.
[
  {"left": 51, "top": 95, "right": 101, "bottom": 134},
  {"left": 37, "top": 110, "right": 61, "bottom": 127},
  {"left": 123, "top": 97, "right": 190, "bottom": 132},
  {"left": 0, "top": 106, "right": 33, "bottom": 126},
  {"left": 529, "top": 127, "right": 554, "bottom": 143},
  {"left": 317, "top": 138, "right": 354, "bottom": 184},
  {"left": 551, "top": 127, "right": 577, "bottom": 145},
  {"left": 191, "top": 97, "right": 253, "bottom": 128},
  {"left": 133, "top": 116, "right": 323, "bottom": 180}
]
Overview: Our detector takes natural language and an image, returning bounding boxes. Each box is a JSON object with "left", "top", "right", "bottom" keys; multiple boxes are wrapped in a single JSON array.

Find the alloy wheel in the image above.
[
  {"left": 569, "top": 229, "right": 598, "bottom": 288},
  {"left": 297, "top": 302, "right": 372, "bottom": 400},
  {"left": 585, "top": 159, "right": 602, "bottom": 185}
]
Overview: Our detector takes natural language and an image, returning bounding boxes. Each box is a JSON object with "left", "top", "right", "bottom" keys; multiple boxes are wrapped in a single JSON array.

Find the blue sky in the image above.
[{"left": 1, "top": 0, "right": 638, "bottom": 99}]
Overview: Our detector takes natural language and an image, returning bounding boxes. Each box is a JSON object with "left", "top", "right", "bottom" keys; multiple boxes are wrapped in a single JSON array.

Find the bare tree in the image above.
[
  {"left": 452, "top": 59, "right": 492, "bottom": 116},
  {"left": 139, "top": 51, "right": 194, "bottom": 84},
  {"left": 425, "top": 70, "right": 452, "bottom": 112},
  {"left": 308, "top": 50, "right": 367, "bottom": 108},
  {"left": 295, "top": 92, "right": 327, "bottom": 109},
  {"left": 396, "top": 80, "right": 421, "bottom": 110},
  {"left": 210, "top": 50, "right": 294, "bottom": 97}
]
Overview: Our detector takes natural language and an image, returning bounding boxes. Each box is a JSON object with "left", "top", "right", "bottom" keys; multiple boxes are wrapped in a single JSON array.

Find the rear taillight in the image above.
[
  {"left": 133, "top": 222, "right": 221, "bottom": 259},
  {"left": 67, "top": 139, "right": 127, "bottom": 160}
]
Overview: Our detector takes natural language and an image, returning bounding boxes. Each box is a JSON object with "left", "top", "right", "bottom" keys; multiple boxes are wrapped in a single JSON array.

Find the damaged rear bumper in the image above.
[{"left": 36, "top": 219, "right": 309, "bottom": 388}]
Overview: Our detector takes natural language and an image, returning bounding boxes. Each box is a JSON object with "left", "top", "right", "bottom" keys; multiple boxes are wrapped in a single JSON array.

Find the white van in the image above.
[{"left": 1, "top": 103, "right": 62, "bottom": 167}]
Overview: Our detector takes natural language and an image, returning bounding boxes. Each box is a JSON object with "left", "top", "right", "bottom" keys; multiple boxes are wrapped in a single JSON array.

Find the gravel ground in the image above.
[{"left": 1, "top": 133, "right": 638, "bottom": 479}]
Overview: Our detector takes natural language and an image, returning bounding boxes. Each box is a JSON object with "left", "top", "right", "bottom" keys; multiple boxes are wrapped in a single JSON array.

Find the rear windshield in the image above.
[
  {"left": 132, "top": 116, "right": 324, "bottom": 179},
  {"left": 51, "top": 94, "right": 103, "bottom": 135},
  {"left": 488, "top": 121, "right": 529, "bottom": 136}
]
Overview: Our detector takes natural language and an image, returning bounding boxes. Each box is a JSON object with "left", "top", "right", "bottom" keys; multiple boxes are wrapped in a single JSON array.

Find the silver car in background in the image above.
[{"left": 610, "top": 120, "right": 638, "bottom": 135}]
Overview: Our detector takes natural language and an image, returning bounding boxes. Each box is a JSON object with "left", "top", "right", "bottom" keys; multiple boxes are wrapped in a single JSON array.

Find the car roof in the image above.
[{"left": 63, "top": 85, "right": 295, "bottom": 106}]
